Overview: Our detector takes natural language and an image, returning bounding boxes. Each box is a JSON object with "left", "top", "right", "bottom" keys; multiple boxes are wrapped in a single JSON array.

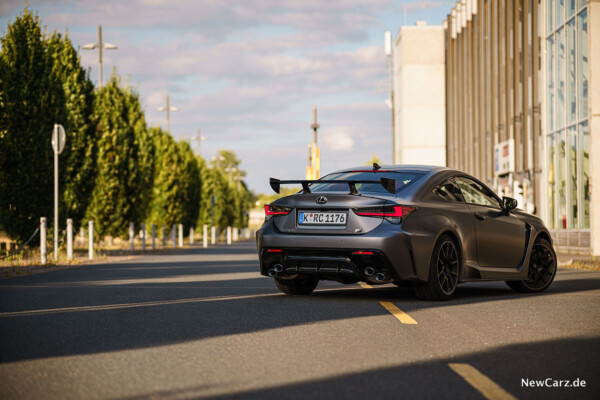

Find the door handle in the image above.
[{"left": 474, "top": 213, "right": 486, "bottom": 221}]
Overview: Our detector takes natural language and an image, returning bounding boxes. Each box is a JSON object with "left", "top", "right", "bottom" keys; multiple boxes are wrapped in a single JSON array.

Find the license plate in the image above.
[{"left": 298, "top": 212, "right": 347, "bottom": 225}]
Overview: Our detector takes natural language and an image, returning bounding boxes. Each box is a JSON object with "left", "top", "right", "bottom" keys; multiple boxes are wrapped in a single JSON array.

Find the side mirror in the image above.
[{"left": 502, "top": 196, "right": 518, "bottom": 213}]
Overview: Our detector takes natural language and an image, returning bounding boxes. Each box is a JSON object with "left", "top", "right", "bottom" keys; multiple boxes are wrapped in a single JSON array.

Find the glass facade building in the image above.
[
  {"left": 442, "top": 0, "right": 597, "bottom": 254},
  {"left": 544, "top": 0, "right": 590, "bottom": 247}
]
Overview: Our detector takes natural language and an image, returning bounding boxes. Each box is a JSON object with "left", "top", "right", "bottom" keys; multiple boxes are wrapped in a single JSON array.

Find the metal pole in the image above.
[
  {"left": 388, "top": 53, "right": 396, "bottom": 164},
  {"left": 40, "top": 217, "right": 47, "bottom": 265},
  {"left": 98, "top": 25, "right": 103, "bottom": 88},
  {"left": 54, "top": 144, "right": 58, "bottom": 261},
  {"left": 162, "top": 225, "right": 166, "bottom": 247},
  {"left": 141, "top": 222, "right": 146, "bottom": 252},
  {"left": 129, "top": 222, "right": 134, "bottom": 252},
  {"left": 190, "top": 226, "right": 194, "bottom": 245},
  {"left": 88, "top": 220, "right": 94, "bottom": 260},
  {"left": 178, "top": 224, "right": 183, "bottom": 247},
  {"left": 67, "top": 218, "right": 73, "bottom": 260},
  {"left": 203, "top": 224, "right": 208, "bottom": 248},
  {"left": 171, "top": 225, "right": 176, "bottom": 249},
  {"left": 152, "top": 224, "right": 156, "bottom": 250},
  {"left": 166, "top": 95, "right": 170, "bottom": 133}
]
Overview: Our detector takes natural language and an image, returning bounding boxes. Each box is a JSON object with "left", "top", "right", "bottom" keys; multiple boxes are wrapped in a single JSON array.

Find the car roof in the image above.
[{"left": 328, "top": 165, "right": 451, "bottom": 174}]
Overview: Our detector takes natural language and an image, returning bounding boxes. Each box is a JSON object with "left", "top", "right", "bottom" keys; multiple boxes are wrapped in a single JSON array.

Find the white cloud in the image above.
[{"left": 322, "top": 126, "right": 355, "bottom": 152}]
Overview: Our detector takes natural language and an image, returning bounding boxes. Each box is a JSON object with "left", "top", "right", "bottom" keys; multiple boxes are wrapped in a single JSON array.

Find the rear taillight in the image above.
[
  {"left": 265, "top": 204, "right": 291, "bottom": 221},
  {"left": 353, "top": 205, "right": 415, "bottom": 224}
]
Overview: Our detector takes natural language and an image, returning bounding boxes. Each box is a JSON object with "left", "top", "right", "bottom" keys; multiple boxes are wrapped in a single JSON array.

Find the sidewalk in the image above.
[{"left": 556, "top": 251, "right": 599, "bottom": 269}]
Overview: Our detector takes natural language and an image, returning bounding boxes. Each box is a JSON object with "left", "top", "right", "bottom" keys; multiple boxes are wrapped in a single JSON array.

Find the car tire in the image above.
[
  {"left": 413, "top": 234, "right": 460, "bottom": 301},
  {"left": 275, "top": 277, "right": 319, "bottom": 295},
  {"left": 506, "top": 238, "right": 557, "bottom": 293}
]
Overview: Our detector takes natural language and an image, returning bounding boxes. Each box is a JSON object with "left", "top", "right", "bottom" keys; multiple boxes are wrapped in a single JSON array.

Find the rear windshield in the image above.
[{"left": 309, "top": 171, "right": 424, "bottom": 194}]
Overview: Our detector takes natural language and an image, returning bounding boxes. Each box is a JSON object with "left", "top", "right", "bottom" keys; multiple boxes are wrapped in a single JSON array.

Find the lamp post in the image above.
[
  {"left": 385, "top": 30, "right": 397, "bottom": 164},
  {"left": 224, "top": 167, "right": 238, "bottom": 185},
  {"left": 81, "top": 25, "right": 118, "bottom": 88},
  {"left": 190, "top": 128, "right": 206, "bottom": 155},
  {"left": 306, "top": 106, "right": 320, "bottom": 180},
  {"left": 157, "top": 95, "right": 178, "bottom": 134}
]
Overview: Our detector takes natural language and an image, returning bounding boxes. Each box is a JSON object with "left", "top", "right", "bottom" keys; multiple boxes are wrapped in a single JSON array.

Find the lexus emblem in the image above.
[{"left": 316, "top": 196, "right": 327, "bottom": 204}]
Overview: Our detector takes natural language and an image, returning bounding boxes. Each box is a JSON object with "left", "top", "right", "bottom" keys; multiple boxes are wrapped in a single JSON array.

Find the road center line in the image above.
[
  {"left": 358, "top": 282, "right": 373, "bottom": 289},
  {"left": 448, "top": 363, "right": 516, "bottom": 400},
  {"left": 379, "top": 301, "right": 418, "bottom": 324}
]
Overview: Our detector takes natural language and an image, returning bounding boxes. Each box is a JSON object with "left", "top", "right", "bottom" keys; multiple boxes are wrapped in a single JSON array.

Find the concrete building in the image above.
[
  {"left": 442, "top": 0, "right": 599, "bottom": 255},
  {"left": 393, "top": 21, "right": 446, "bottom": 166}
]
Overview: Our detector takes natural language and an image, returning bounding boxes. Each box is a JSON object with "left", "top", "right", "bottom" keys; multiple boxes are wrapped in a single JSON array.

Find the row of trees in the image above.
[{"left": 0, "top": 9, "right": 252, "bottom": 244}]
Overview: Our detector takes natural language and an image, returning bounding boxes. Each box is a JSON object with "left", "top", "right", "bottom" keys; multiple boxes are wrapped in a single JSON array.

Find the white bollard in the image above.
[
  {"left": 203, "top": 224, "right": 208, "bottom": 248},
  {"left": 40, "top": 217, "right": 47, "bottom": 265},
  {"left": 172, "top": 225, "right": 176, "bottom": 249},
  {"left": 233, "top": 227, "right": 239, "bottom": 241},
  {"left": 152, "top": 224, "right": 156, "bottom": 250},
  {"left": 67, "top": 218, "right": 73, "bottom": 260},
  {"left": 162, "top": 225, "right": 166, "bottom": 247},
  {"left": 227, "top": 226, "right": 232, "bottom": 245},
  {"left": 88, "top": 220, "right": 94, "bottom": 260},
  {"left": 190, "top": 227, "right": 194, "bottom": 245},
  {"left": 211, "top": 226, "right": 216, "bottom": 245},
  {"left": 129, "top": 222, "right": 135, "bottom": 252},
  {"left": 178, "top": 224, "right": 183, "bottom": 247},
  {"left": 141, "top": 222, "right": 146, "bottom": 252}
]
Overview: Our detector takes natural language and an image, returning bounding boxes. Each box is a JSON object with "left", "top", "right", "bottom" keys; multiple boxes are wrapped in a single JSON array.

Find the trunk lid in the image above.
[{"left": 270, "top": 193, "right": 392, "bottom": 235}]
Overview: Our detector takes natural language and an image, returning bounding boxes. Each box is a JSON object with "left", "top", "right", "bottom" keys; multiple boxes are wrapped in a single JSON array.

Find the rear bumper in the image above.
[{"left": 256, "top": 220, "right": 419, "bottom": 283}]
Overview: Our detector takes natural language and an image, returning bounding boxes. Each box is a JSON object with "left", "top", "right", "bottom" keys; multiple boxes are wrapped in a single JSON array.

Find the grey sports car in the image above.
[{"left": 256, "top": 164, "right": 557, "bottom": 300}]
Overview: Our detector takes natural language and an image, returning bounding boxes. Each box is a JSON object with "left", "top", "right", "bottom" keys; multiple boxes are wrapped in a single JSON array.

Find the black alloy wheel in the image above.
[
  {"left": 414, "top": 234, "right": 460, "bottom": 301},
  {"left": 506, "top": 238, "right": 557, "bottom": 293},
  {"left": 437, "top": 240, "right": 459, "bottom": 295}
]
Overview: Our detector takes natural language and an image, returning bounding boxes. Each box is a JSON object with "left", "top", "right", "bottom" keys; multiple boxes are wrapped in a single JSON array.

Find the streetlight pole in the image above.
[
  {"left": 157, "top": 95, "right": 178, "bottom": 134},
  {"left": 81, "top": 25, "right": 118, "bottom": 88},
  {"left": 385, "top": 30, "right": 396, "bottom": 164},
  {"left": 307, "top": 106, "right": 320, "bottom": 180},
  {"left": 225, "top": 167, "right": 238, "bottom": 185},
  {"left": 190, "top": 128, "right": 206, "bottom": 155}
]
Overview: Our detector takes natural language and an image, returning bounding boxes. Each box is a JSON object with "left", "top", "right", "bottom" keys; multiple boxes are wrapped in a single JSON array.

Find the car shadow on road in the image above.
[{"left": 114, "top": 336, "right": 599, "bottom": 400}]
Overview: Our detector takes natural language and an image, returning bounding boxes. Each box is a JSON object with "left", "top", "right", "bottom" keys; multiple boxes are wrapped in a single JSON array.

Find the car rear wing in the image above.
[{"left": 269, "top": 177, "right": 395, "bottom": 195}]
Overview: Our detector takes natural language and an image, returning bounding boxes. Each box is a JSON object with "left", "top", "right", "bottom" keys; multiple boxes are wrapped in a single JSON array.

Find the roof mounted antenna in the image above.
[{"left": 373, "top": 162, "right": 381, "bottom": 171}]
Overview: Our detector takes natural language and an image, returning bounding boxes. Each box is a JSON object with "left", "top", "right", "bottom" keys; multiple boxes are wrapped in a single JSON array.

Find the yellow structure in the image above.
[{"left": 306, "top": 106, "right": 320, "bottom": 180}]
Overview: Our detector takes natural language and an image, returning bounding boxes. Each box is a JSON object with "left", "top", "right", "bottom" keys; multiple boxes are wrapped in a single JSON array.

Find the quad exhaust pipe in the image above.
[
  {"left": 364, "top": 267, "right": 375, "bottom": 276},
  {"left": 268, "top": 264, "right": 284, "bottom": 277},
  {"left": 374, "top": 272, "right": 387, "bottom": 282}
]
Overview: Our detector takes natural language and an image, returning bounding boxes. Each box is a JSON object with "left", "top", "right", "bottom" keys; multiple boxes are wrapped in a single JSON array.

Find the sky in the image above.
[{"left": 1, "top": 0, "right": 453, "bottom": 194}]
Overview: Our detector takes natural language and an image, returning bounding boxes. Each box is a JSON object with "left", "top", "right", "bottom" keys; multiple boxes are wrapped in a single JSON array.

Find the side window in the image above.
[
  {"left": 454, "top": 177, "right": 501, "bottom": 208},
  {"left": 433, "top": 179, "right": 465, "bottom": 203}
]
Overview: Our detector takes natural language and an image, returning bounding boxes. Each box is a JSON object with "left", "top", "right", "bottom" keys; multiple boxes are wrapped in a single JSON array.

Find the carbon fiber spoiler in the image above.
[{"left": 269, "top": 177, "right": 395, "bottom": 195}]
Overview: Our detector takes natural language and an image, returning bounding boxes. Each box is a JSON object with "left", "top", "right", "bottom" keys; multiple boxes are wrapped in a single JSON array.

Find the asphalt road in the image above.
[{"left": 1, "top": 241, "right": 599, "bottom": 400}]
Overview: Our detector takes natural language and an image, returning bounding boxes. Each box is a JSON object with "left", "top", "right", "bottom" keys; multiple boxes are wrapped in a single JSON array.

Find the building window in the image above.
[{"left": 545, "top": 0, "right": 588, "bottom": 230}]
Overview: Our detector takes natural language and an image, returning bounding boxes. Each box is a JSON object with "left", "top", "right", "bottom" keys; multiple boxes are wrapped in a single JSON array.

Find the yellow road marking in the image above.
[
  {"left": 449, "top": 363, "right": 517, "bottom": 400},
  {"left": 379, "top": 301, "right": 418, "bottom": 324},
  {"left": 358, "top": 282, "right": 373, "bottom": 289}
]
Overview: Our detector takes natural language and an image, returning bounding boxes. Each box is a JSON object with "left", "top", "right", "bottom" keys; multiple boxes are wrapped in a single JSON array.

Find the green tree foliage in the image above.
[
  {"left": 0, "top": 8, "right": 252, "bottom": 243},
  {"left": 147, "top": 127, "right": 182, "bottom": 229},
  {"left": 0, "top": 9, "right": 61, "bottom": 242},
  {"left": 177, "top": 141, "right": 201, "bottom": 230},
  {"left": 85, "top": 75, "right": 152, "bottom": 237},
  {"left": 147, "top": 130, "right": 201, "bottom": 231},
  {"left": 46, "top": 32, "right": 97, "bottom": 231}
]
